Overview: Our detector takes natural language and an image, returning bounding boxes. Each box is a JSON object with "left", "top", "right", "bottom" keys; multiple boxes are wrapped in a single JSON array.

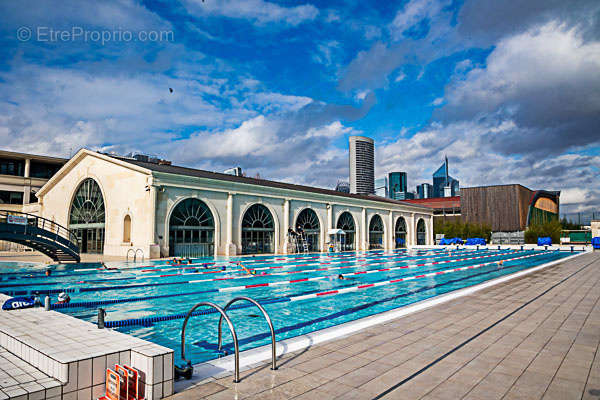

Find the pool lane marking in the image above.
[
  {"left": 130, "top": 248, "right": 451, "bottom": 273},
  {"left": 102, "top": 251, "right": 556, "bottom": 328},
  {"left": 72, "top": 248, "right": 447, "bottom": 273},
  {"left": 0, "top": 249, "right": 495, "bottom": 294},
  {"left": 19, "top": 249, "right": 483, "bottom": 288},
  {"left": 215, "top": 250, "right": 521, "bottom": 293},
  {"left": 133, "top": 248, "right": 484, "bottom": 276},
  {"left": 52, "top": 251, "right": 522, "bottom": 309},
  {"left": 68, "top": 249, "right": 428, "bottom": 273},
  {"left": 1, "top": 249, "right": 517, "bottom": 293},
  {"left": 288, "top": 251, "right": 551, "bottom": 302},
  {"left": 13, "top": 249, "right": 513, "bottom": 293},
  {"left": 5, "top": 249, "right": 481, "bottom": 288},
  {"left": 135, "top": 248, "right": 484, "bottom": 278}
]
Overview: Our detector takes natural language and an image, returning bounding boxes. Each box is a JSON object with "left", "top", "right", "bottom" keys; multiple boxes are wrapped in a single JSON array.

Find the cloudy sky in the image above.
[{"left": 0, "top": 0, "right": 598, "bottom": 214}]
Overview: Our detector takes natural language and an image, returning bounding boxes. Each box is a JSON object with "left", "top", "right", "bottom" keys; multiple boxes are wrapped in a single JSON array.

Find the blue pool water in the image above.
[{"left": 0, "top": 248, "right": 577, "bottom": 365}]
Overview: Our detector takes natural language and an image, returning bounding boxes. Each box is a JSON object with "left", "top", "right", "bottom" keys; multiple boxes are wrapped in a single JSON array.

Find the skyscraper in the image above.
[
  {"left": 375, "top": 177, "right": 388, "bottom": 197},
  {"left": 432, "top": 156, "right": 459, "bottom": 198},
  {"left": 388, "top": 172, "right": 408, "bottom": 200},
  {"left": 416, "top": 183, "right": 433, "bottom": 199},
  {"left": 349, "top": 136, "right": 375, "bottom": 195}
]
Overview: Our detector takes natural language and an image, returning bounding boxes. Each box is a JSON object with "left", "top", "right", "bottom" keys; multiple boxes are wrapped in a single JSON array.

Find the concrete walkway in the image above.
[{"left": 169, "top": 252, "right": 600, "bottom": 400}]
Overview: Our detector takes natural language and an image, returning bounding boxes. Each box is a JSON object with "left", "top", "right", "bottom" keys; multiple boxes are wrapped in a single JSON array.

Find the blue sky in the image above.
[{"left": 0, "top": 0, "right": 599, "bottom": 213}]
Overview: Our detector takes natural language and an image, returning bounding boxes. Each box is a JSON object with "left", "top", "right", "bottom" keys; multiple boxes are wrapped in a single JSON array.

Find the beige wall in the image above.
[
  {"left": 592, "top": 220, "right": 599, "bottom": 238},
  {"left": 38, "top": 154, "right": 155, "bottom": 258},
  {"left": 36, "top": 150, "right": 435, "bottom": 259}
]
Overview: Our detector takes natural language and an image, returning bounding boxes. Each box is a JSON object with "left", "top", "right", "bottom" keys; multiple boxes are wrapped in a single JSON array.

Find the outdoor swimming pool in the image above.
[{"left": 0, "top": 248, "right": 577, "bottom": 367}]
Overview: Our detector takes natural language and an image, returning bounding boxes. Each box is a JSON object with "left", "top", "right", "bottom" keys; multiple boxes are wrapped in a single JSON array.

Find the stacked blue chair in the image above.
[
  {"left": 440, "top": 237, "right": 465, "bottom": 245},
  {"left": 537, "top": 237, "right": 552, "bottom": 246},
  {"left": 466, "top": 238, "right": 486, "bottom": 246},
  {"left": 592, "top": 237, "right": 600, "bottom": 249}
]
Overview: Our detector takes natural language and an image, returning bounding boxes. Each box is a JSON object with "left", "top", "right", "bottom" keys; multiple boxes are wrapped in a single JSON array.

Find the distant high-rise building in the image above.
[
  {"left": 417, "top": 183, "right": 433, "bottom": 199},
  {"left": 432, "top": 156, "right": 459, "bottom": 198},
  {"left": 334, "top": 180, "right": 350, "bottom": 193},
  {"left": 388, "top": 172, "right": 408, "bottom": 200},
  {"left": 375, "top": 177, "right": 388, "bottom": 198},
  {"left": 395, "top": 191, "right": 415, "bottom": 200},
  {"left": 224, "top": 167, "right": 243, "bottom": 176},
  {"left": 349, "top": 136, "right": 375, "bottom": 195}
]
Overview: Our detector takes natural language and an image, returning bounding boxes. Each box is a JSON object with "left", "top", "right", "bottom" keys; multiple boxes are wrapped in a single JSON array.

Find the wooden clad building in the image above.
[{"left": 461, "top": 184, "right": 560, "bottom": 232}]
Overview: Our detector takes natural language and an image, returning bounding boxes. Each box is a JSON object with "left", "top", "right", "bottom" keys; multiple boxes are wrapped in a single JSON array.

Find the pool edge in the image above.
[{"left": 176, "top": 249, "right": 590, "bottom": 390}]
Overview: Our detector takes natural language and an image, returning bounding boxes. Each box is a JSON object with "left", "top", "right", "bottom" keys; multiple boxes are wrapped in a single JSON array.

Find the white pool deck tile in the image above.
[{"left": 0, "top": 294, "right": 174, "bottom": 400}]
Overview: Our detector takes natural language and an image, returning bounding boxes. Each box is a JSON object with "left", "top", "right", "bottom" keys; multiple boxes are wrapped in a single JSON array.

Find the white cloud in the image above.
[
  {"left": 560, "top": 188, "right": 590, "bottom": 205},
  {"left": 312, "top": 40, "right": 340, "bottom": 67},
  {"left": 443, "top": 22, "right": 600, "bottom": 120},
  {"left": 305, "top": 121, "right": 353, "bottom": 138},
  {"left": 390, "top": 0, "right": 451, "bottom": 39},
  {"left": 248, "top": 92, "right": 313, "bottom": 113},
  {"left": 375, "top": 119, "right": 600, "bottom": 212},
  {"left": 431, "top": 97, "right": 444, "bottom": 106},
  {"left": 355, "top": 91, "right": 368, "bottom": 101},
  {"left": 0, "top": 0, "right": 170, "bottom": 31},
  {"left": 183, "top": 0, "right": 318, "bottom": 26},
  {"left": 394, "top": 71, "right": 406, "bottom": 82}
]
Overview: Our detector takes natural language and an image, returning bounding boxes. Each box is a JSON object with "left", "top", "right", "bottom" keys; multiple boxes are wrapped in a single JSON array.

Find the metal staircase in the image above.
[{"left": 0, "top": 211, "right": 80, "bottom": 262}]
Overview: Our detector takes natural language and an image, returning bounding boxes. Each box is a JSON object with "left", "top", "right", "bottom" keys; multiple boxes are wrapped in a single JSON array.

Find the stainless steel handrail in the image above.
[
  {"left": 126, "top": 248, "right": 135, "bottom": 262},
  {"left": 181, "top": 301, "right": 241, "bottom": 382},
  {"left": 217, "top": 296, "right": 278, "bottom": 371}
]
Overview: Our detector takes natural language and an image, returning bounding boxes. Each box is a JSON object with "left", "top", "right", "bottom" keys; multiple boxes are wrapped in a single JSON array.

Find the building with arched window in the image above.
[{"left": 34, "top": 149, "right": 434, "bottom": 258}]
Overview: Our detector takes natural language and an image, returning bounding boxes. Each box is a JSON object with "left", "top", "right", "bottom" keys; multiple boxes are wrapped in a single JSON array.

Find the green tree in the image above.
[{"left": 525, "top": 220, "right": 562, "bottom": 244}]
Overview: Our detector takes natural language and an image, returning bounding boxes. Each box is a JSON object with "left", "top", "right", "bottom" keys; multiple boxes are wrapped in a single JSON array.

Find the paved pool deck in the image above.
[{"left": 169, "top": 251, "right": 600, "bottom": 400}]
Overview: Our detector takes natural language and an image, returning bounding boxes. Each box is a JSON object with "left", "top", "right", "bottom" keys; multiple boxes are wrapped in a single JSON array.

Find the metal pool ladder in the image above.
[
  {"left": 217, "top": 296, "right": 278, "bottom": 371},
  {"left": 179, "top": 297, "right": 277, "bottom": 383}
]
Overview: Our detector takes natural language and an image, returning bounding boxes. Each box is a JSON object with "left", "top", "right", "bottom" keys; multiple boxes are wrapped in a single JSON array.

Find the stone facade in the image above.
[{"left": 36, "top": 150, "right": 434, "bottom": 258}]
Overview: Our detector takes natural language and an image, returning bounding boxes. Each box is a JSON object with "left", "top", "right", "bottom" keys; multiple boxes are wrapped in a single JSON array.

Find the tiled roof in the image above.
[
  {"left": 112, "top": 156, "right": 431, "bottom": 210},
  {"left": 401, "top": 196, "right": 461, "bottom": 209}
]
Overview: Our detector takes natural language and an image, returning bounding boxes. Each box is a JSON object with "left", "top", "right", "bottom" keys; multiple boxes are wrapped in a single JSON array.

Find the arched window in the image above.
[
  {"left": 395, "top": 217, "right": 407, "bottom": 248},
  {"left": 69, "top": 178, "right": 105, "bottom": 254},
  {"left": 295, "top": 208, "right": 320, "bottom": 252},
  {"left": 123, "top": 215, "right": 131, "bottom": 243},
  {"left": 169, "top": 198, "right": 214, "bottom": 258},
  {"left": 369, "top": 215, "right": 384, "bottom": 249},
  {"left": 417, "top": 218, "right": 426, "bottom": 245},
  {"left": 241, "top": 204, "right": 275, "bottom": 254},
  {"left": 336, "top": 212, "right": 356, "bottom": 251}
]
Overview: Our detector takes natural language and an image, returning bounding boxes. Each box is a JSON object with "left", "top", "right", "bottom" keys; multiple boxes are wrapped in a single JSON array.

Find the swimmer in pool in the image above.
[
  {"left": 101, "top": 262, "right": 118, "bottom": 271},
  {"left": 57, "top": 292, "right": 70, "bottom": 304},
  {"left": 45, "top": 268, "right": 52, "bottom": 277}
]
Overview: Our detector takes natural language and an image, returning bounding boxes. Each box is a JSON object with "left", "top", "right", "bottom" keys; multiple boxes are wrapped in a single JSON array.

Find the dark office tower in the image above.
[
  {"left": 432, "top": 156, "right": 459, "bottom": 198},
  {"left": 349, "top": 136, "right": 375, "bottom": 195},
  {"left": 416, "top": 183, "right": 433, "bottom": 199},
  {"left": 388, "top": 172, "right": 408, "bottom": 199}
]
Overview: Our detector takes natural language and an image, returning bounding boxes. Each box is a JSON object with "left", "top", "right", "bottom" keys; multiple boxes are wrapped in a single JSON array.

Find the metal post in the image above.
[
  {"left": 44, "top": 296, "right": 50, "bottom": 311},
  {"left": 98, "top": 308, "right": 106, "bottom": 329}
]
